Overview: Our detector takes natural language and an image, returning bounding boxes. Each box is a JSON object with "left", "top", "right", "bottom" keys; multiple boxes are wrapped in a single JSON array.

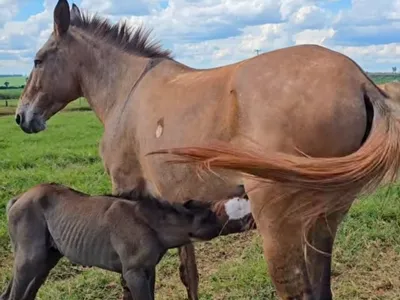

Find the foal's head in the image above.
[
  {"left": 181, "top": 199, "right": 222, "bottom": 242},
  {"left": 120, "top": 184, "right": 222, "bottom": 246},
  {"left": 141, "top": 197, "right": 222, "bottom": 247}
]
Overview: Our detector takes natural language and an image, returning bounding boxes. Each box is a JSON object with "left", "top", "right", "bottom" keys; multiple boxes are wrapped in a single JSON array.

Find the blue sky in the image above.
[{"left": 1, "top": 0, "right": 400, "bottom": 75}]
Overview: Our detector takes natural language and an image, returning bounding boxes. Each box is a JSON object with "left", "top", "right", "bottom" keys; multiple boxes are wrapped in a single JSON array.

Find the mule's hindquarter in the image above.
[{"left": 101, "top": 44, "right": 371, "bottom": 299}]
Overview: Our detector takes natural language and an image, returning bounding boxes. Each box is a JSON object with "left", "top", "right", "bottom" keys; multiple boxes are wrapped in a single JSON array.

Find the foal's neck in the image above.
[
  {"left": 73, "top": 29, "right": 151, "bottom": 124},
  {"left": 139, "top": 201, "right": 192, "bottom": 248}
]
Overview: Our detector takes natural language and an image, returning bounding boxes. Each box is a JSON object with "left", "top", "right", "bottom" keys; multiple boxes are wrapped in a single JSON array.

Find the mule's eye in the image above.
[{"left": 34, "top": 59, "right": 42, "bottom": 68}]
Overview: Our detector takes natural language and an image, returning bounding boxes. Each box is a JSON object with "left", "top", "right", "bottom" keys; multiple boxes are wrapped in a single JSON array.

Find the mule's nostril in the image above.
[{"left": 15, "top": 113, "right": 22, "bottom": 125}]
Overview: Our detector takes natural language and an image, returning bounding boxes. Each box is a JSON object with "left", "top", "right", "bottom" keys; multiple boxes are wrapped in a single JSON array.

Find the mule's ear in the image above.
[
  {"left": 70, "top": 3, "right": 81, "bottom": 23},
  {"left": 54, "top": 0, "right": 70, "bottom": 37}
]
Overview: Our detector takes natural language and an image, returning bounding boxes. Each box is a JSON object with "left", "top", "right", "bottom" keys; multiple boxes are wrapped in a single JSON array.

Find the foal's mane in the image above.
[
  {"left": 70, "top": 6, "right": 172, "bottom": 59},
  {"left": 103, "top": 184, "right": 207, "bottom": 216}
]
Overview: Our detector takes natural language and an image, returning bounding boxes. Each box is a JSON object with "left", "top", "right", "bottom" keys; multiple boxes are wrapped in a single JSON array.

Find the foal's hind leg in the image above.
[
  {"left": 0, "top": 277, "right": 13, "bottom": 299},
  {"left": 178, "top": 244, "right": 199, "bottom": 300},
  {"left": 8, "top": 248, "right": 62, "bottom": 300}
]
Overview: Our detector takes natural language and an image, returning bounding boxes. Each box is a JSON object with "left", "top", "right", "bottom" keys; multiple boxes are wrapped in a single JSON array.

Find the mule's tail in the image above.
[{"left": 148, "top": 83, "right": 400, "bottom": 221}]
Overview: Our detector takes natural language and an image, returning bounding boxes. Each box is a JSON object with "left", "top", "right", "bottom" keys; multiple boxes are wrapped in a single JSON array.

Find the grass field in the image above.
[
  {"left": 0, "top": 73, "right": 399, "bottom": 102},
  {"left": 1, "top": 111, "right": 400, "bottom": 299},
  {"left": 0, "top": 98, "right": 91, "bottom": 116},
  {"left": 369, "top": 74, "right": 400, "bottom": 84},
  {"left": 0, "top": 76, "right": 26, "bottom": 87}
]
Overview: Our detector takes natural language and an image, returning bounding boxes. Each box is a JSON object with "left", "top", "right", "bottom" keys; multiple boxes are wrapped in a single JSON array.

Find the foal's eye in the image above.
[{"left": 34, "top": 59, "right": 42, "bottom": 68}]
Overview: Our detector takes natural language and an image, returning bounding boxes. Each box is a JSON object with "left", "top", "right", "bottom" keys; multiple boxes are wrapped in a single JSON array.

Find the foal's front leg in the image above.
[{"left": 123, "top": 268, "right": 153, "bottom": 300}]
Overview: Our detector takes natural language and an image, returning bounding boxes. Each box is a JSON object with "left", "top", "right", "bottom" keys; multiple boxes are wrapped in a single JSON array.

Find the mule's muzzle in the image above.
[
  {"left": 15, "top": 113, "right": 22, "bottom": 125},
  {"left": 16, "top": 111, "right": 46, "bottom": 134}
]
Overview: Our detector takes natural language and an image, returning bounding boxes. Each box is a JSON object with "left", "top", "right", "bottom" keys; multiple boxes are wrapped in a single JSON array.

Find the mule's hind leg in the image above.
[
  {"left": 305, "top": 206, "right": 351, "bottom": 300},
  {"left": 245, "top": 182, "right": 315, "bottom": 300},
  {"left": 178, "top": 244, "right": 199, "bottom": 300}
]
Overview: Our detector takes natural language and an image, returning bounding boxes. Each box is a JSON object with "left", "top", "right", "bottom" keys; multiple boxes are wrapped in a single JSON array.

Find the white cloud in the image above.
[
  {"left": 0, "top": 0, "right": 400, "bottom": 74},
  {"left": 0, "top": 0, "right": 22, "bottom": 26},
  {"left": 294, "top": 28, "right": 335, "bottom": 46}
]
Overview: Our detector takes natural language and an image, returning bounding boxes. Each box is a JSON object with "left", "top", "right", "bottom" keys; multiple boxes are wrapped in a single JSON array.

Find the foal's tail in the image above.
[
  {"left": 6, "top": 195, "right": 19, "bottom": 218},
  {"left": 148, "top": 83, "right": 400, "bottom": 221},
  {"left": 6, "top": 195, "right": 21, "bottom": 252}
]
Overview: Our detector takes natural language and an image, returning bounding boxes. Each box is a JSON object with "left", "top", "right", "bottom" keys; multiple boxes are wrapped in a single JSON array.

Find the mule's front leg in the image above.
[
  {"left": 178, "top": 244, "right": 199, "bottom": 300},
  {"left": 123, "top": 269, "right": 153, "bottom": 300}
]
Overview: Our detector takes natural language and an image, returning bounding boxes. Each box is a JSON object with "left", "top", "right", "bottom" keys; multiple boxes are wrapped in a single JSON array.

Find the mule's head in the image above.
[
  {"left": 16, "top": 0, "right": 82, "bottom": 133},
  {"left": 183, "top": 200, "right": 222, "bottom": 242}
]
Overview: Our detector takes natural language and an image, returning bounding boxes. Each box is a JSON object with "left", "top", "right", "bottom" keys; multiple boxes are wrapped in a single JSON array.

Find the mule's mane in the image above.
[{"left": 70, "top": 9, "right": 172, "bottom": 59}]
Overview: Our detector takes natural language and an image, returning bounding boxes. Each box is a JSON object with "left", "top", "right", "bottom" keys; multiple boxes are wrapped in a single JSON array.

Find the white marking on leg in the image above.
[{"left": 224, "top": 197, "right": 251, "bottom": 220}]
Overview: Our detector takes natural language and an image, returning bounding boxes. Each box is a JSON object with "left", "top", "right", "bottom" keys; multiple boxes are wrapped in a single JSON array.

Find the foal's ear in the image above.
[
  {"left": 70, "top": 3, "right": 81, "bottom": 23},
  {"left": 183, "top": 199, "right": 209, "bottom": 211},
  {"left": 54, "top": 0, "right": 70, "bottom": 37},
  {"left": 183, "top": 199, "right": 196, "bottom": 209}
]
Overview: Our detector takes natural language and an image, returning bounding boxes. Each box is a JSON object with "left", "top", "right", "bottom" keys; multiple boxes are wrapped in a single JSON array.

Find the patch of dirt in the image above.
[{"left": 155, "top": 231, "right": 258, "bottom": 300}]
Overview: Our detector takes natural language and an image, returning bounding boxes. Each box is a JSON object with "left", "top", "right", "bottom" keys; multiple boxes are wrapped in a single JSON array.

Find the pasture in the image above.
[
  {"left": 0, "top": 108, "right": 400, "bottom": 298},
  {"left": 0, "top": 76, "right": 26, "bottom": 101},
  {"left": 0, "top": 76, "right": 26, "bottom": 86},
  {"left": 0, "top": 98, "right": 91, "bottom": 116}
]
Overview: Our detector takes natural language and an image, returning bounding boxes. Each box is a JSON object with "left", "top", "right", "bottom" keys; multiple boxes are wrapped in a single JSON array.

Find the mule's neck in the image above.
[{"left": 73, "top": 29, "right": 151, "bottom": 124}]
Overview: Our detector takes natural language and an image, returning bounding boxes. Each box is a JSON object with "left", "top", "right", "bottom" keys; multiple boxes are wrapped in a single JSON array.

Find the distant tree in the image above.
[
  {"left": 393, "top": 66, "right": 397, "bottom": 73},
  {"left": 4, "top": 81, "right": 9, "bottom": 88},
  {"left": 25, "top": 77, "right": 28, "bottom": 82}
]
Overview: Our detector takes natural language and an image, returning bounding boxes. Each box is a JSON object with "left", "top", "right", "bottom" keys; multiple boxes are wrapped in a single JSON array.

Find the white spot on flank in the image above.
[
  {"left": 224, "top": 197, "right": 251, "bottom": 220},
  {"left": 155, "top": 124, "right": 163, "bottom": 138}
]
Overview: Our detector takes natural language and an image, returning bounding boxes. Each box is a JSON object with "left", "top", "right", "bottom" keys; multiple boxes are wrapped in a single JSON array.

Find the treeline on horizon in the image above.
[{"left": 0, "top": 73, "right": 400, "bottom": 100}]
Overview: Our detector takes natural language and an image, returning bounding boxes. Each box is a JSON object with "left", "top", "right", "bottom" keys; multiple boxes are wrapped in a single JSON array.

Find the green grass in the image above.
[
  {"left": 369, "top": 74, "right": 400, "bottom": 84},
  {"left": 0, "top": 76, "right": 26, "bottom": 87},
  {"left": 1, "top": 112, "right": 400, "bottom": 299},
  {"left": 0, "top": 89, "right": 23, "bottom": 100},
  {"left": 0, "top": 98, "right": 91, "bottom": 116}
]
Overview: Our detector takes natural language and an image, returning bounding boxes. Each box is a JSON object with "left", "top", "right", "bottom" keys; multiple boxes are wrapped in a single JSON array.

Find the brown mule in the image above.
[{"left": 15, "top": 0, "right": 400, "bottom": 299}]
